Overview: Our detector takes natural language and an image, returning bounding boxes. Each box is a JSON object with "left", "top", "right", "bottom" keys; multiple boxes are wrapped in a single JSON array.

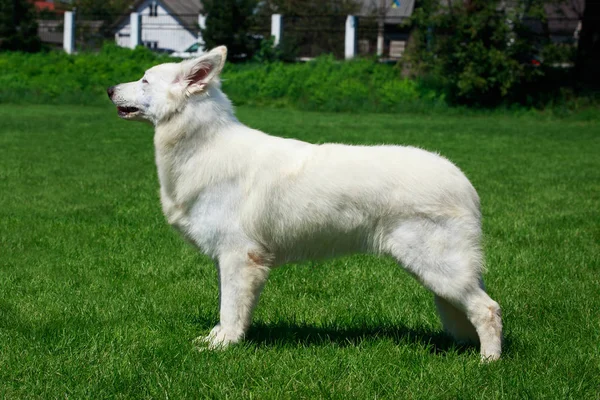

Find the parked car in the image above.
[
  {"left": 153, "top": 48, "right": 175, "bottom": 55},
  {"left": 171, "top": 43, "right": 204, "bottom": 59}
]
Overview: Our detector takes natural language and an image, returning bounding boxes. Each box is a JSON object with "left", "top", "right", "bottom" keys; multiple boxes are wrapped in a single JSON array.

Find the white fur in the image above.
[{"left": 108, "top": 46, "right": 502, "bottom": 360}]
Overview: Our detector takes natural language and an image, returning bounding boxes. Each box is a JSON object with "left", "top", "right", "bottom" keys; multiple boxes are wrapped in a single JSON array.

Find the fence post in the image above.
[
  {"left": 198, "top": 14, "right": 207, "bottom": 30},
  {"left": 271, "top": 14, "right": 283, "bottom": 46},
  {"left": 198, "top": 14, "right": 206, "bottom": 50},
  {"left": 130, "top": 12, "right": 141, "bottom": 49},
  {"left": 345, "top": 15, "right": 357, "bottom": 60},
  {"left": 63, "top": 10, "right": 75, "bottom": 54}
]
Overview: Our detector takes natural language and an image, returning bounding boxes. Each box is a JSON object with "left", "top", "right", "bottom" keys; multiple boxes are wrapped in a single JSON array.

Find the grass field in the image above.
[{"left": 1, "top": 104, "right": 599, "bottom": 398}]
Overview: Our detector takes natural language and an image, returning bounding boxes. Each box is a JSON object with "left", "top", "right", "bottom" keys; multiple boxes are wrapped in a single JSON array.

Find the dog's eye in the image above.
[{"left": 142, "top": 78, "right": 148, "bottom": 84}]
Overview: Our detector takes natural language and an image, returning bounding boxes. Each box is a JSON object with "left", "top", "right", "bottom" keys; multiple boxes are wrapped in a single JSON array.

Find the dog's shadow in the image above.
[{"left": 244, "top": 322, "right": 478, "bottom": 356}]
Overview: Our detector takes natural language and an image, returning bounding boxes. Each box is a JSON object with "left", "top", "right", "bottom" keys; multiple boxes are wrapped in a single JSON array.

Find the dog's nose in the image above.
[{"left": 107, "top": 86, "right": 115, "bottom": 99}]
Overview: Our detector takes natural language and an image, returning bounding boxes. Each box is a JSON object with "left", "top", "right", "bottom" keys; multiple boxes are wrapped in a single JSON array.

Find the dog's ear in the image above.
[{"left": 178, "top": 46, "right": 227, "bottom": 96}]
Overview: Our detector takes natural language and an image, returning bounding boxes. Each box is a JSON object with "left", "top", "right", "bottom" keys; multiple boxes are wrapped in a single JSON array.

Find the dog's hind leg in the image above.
[
  {"left": 197, "top": 249, "right": 271, "bottom": 350},
  {"left": 434, "top": 294, "right": 478, "bottom": 344},
  {"left": 384, "top": 217, "right": 502, "bottom": 361},
  {"left": 433, "top": 286, "right": 502, "bottom": 362}
]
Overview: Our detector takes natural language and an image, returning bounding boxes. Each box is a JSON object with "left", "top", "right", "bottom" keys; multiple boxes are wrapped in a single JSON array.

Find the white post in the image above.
[
  {"left": 377, "top": 0, "right": 385, "bottom": 56},
  {"left": 377, "top": 28, "right": 384, "bottom": 57},
  {"left": 198, "top": 14, "right": 206, "bottom": 50},
  {"left": 198, "top": 14, "right": 207, "bottom": 30},
  {"left": 345, "top": 15, "right": 357, "bottom": 60},
  {"left": 130, "top": 12, "right": 141, "bottom": 49},
  {"left": 271, "top": 14, "right": 283, "bottom": 46},
  {"left": 63, "top": 10, "right": 75, "bottom": 54}
]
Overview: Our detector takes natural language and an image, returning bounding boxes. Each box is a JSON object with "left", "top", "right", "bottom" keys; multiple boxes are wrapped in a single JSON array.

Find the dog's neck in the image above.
[
  {"left": 154, "top": 85, "right": 237, "bottom": 149},
  {"left": 153, "top": 85, "right": 239, "bottom": 204}
]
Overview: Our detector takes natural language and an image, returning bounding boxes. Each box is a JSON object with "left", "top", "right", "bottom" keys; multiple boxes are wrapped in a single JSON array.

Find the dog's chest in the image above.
[{"left": 161, "top": 180, "right": 243, "bottom": 256}]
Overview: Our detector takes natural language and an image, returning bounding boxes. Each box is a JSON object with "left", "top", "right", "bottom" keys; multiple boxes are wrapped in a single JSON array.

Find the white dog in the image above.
[{"left": 108, "top": 46, "right": 502, "bottom": 360}]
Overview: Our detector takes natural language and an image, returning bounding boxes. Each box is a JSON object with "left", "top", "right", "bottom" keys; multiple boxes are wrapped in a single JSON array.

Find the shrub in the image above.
[
  {"left": 0, "top": 44, "right": 172, "bottom": 104},
  {"left": 0, "top": 0, "right": 42, "bottom": 52},
  {"left": 184, "top": 53, "right": 442, "bottom": 112},
  {"left": 200, "top": 0, "right": 259, "bottom": 62},
  {"left": 5, "top": 42, "right": 589, "bottom": 114},
  {"left": 402, "top": 0, "right": 575, "bottom": 107}
]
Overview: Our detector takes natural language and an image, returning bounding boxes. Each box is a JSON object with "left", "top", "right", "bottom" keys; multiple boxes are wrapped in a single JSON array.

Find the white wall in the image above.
[{"left": 115, "top": 0, "right": 200, "bottom": 52}]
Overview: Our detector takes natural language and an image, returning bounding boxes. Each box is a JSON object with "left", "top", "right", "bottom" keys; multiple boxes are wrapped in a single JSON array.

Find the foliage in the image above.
[
  {"left": 0, "top": 43, "right": 595, "bottom": 113},
  {"left": 402, "top": 0, "right": 575, "bottom": 106},
  {"left": 0, "top": 44, "right": 442, "bottom": 113},
  {"left": 200, "top": 0, "right": 260, "bottom": 62},
  {"left": 252, "top": 35, "right": 301, "bottom": 63},
  {"left": 0, "top": 44, "right": 172, "bottom": 104},
  {"left": 252, "top": 37, "right": 284, "bottom": 64},
  {"left": 541, "top": 43, "right": 577, "bottom": 65},
  {"left": 0, "top": 0, "right": 42, "bottom": 52},
  {"left": 224, "top": 55, "right": 443, "bottom": 112},
  {"left": 575, "top": 0, "right": 600, "bottom": 87}
]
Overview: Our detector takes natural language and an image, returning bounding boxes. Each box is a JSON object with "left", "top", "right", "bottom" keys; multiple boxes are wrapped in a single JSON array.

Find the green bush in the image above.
[
  {"left": 0, "top": 44, "right": 172, "bottom": 104},
  {"left": 0, "top": 42, "right": 592, "bottom": 114},
  {"left": 0, "top": 44, "right": 441, "bottom": 113},
  {"left": 200, "top": 0, "right": 259, "bottom": 62},
  {"left": 222, "top": 55, "right": 443, "bottom": 112},
  {"left": 0, "top": 0, "right": 42, "bottom": 52},
  {"left": 402, "top": 0, "right": 577, "bottom": 107}
]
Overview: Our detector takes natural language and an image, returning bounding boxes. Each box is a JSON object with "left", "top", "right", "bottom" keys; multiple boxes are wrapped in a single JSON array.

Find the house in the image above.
[
  {"left": 358, "top": 0, "right": 416, "bottom": 24},
  {"left": 30, "top": 0, "right": 57, "bottom": 12},
  {"left": 356, "top": 0, "right": 416, "bottom": 58},
  {"left": 356, "top": 0, "right": 584, "bottom": 59},
  {"left": 544, "top": 0, "right": 584, "bottom": 44},
  {"left": 113, "top": 0, "right": 204, "bottom": 53},
  {"left": 32, "top": 0, "right": 64, "bottom": 47}
]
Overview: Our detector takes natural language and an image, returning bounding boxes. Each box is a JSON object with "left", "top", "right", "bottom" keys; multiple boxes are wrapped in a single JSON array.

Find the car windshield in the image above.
[{"left": 186, "top": 43, "right": 200, "bottom": 52}]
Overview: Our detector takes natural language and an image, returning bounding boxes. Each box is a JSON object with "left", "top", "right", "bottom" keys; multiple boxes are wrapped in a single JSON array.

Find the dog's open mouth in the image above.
[{"left": 117, "top": 106, "right": 140, "bottom": 118}]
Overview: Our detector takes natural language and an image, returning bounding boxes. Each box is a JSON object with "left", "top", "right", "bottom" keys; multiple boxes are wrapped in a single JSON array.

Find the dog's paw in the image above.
[{"left": 193, "top": 325, "right": 243, "bottom": 351}]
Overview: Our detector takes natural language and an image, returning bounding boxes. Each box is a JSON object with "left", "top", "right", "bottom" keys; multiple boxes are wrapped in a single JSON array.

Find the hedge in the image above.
[{"left": 0, "top": 43, "right": 443, "bottom": 113}]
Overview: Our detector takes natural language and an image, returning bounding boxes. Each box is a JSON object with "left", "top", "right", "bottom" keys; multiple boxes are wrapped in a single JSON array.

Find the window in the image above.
[
  {"left": 149, "top": 1, "right": 158, "bottom": 17},
  {"left": 144, "top": 41, "right": 158, "bottom": 49}
]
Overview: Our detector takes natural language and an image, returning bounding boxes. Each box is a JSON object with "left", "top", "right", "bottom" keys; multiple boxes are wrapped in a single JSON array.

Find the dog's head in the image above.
[{"left": 107, "top": 46, "right": 227, "bottom": 124}]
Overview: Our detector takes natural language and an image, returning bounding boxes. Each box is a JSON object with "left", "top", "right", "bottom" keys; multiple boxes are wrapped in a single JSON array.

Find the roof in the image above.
[
  {"left": 163, "top": 0, "right": 204, "bottom": 32},
  {"left": 113, "top": 0, "right": 203, "bottom": 34},
  {"left": 438, "top": 0, "right": 584, "bottom": 37},
  {"left": 31, "top": 1, "right": 56, "bottom": 11},
  {"left": 357, "top": 0, "right": 416, "bottom": 23},
  {"left": 544, "top": 0, "right": 584, "bottom": 35}
]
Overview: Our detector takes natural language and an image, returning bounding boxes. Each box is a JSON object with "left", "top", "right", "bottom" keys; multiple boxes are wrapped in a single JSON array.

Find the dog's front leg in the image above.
[{"left": 198, "top": 250, "right": 271, "bottom": 350}]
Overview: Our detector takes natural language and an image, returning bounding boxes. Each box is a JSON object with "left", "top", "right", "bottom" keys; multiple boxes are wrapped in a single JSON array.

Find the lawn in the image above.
[{"left": 0, "top": 104, "right": 598, "bottom": 399}]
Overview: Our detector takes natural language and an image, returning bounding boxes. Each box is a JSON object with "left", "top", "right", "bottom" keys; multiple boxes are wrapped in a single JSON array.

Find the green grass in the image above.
[{"left": 1, "top": 104, "right": 599, "bottom": 399}]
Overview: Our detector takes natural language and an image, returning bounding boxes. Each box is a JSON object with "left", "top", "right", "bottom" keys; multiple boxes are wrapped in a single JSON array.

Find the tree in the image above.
[
  {"left": 403, "top": 0, "right": 545, "bottom": 106},
  {"left": 576, "top": 0, "right": 600, "bottom": 86},
  {"left": 0, "top": 0, "right": 42, "bottom": 52},
  {"left": 200, "top": 0, "right": 259, "bottom": 61}
]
